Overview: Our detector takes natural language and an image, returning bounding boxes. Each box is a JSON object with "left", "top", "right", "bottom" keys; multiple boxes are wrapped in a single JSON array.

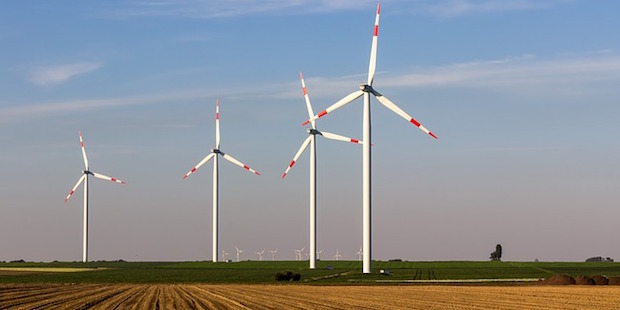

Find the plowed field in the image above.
[{"left": 1, "top": 284, "right": 619, "bottom": 309}]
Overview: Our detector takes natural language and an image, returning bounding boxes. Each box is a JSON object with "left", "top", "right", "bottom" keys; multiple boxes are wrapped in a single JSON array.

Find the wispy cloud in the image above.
[
  {"left": 109, "top": 0, "right": 568, "bottom": 19},
  {"left": 29, "top": 62, "right": 103, "bottom": 86},
  {"left": 3, "top": 52, "right": 619, "bottom": 125},
  {"left": 419, "top": 0, "right": 557, "bottom": 18}
]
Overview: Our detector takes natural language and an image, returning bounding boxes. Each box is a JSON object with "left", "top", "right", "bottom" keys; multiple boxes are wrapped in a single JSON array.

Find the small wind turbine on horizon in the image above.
[
  {"left": 317, "top": 249, "right": 324, "bottom": 260},
  {"left": 303, "top": 3, "right": 438, "bottom": 273},
  {"left": 256, "top": 249, "right": 265, "bottom": 261},
  {"left": 270, "top": 249, "right": 278, "bottom": 261},
  {"left": 183, "top": 100, "right": 260, "bottom": 263},
  {"left": 294, "top": 248, "right": 305, "bottom": 261},
  {"left": 334, "top": 249, "right": 342, "bottom": 261},
  {"left": 64, "top": 131, "right": 125, "bottom": 263},
  {"left": 235, "top": 246, "right": 244, "bottom": 262},
  {"left": 357, "top": 248, "right": 363, "bottom": 261},
  {"left": 283, "top": 72, "right": 363, "bottom": 270},
  {"left": 222, "top": 249, "right": 229, "bottom": 261}
]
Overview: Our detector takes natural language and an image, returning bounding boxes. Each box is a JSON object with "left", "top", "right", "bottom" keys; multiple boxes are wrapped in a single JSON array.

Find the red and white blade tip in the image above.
[{"left": 409, "top": 117, "right": 438, "bottom": 139}]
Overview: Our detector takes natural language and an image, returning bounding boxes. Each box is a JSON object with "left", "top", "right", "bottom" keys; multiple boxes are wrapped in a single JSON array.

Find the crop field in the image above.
[
  {"left": 1, "top": 261, "right": 619, "bottom": 308},
  {"left": 1, "top": 260, "right": 619, "bottom": 284},
  {"left": 1, "top": 283, "right": 620, "bottom": 309}
]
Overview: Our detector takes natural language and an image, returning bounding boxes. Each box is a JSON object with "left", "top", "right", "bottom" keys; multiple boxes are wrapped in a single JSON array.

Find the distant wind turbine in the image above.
[
  {"left": 235, "top": 246, "right": 244, "bottom": 262},
  {"left": 270, "top": 249, "right": 278, "bottom": 261},
  {"left": 222, "top": 249, "right": 229, "bottom": 261},
  {"left": 303, "top": 3, "right": 438, "bottom": 273},
  {"left": 334, "top": 249, "right": 342, "bottom": 261},
  {"left": 64, "top": 131, "right": 125, "bottom": 263},
  {"left": 317, "top": 249, "right": 324, "bottom": 260},
  {"left": 256, "top": 249, "right": 265, "bottom": 261},
  {"left": 283, "top": 72, "right": 363, "bottom": 270},
  {"left": 294, "top": 248, "right": 305, "bottom": 261},
  {"left": 184, "top": 100, "right": 260, "bottom": 263},
  {"left": 357, "top": 248, "right": 363, "bottom": 261}
]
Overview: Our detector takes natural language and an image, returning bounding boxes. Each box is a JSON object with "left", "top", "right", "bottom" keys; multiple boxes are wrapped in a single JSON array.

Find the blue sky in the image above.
[{"left": 1, "top": 0, "right": 619, "bottom": 262}]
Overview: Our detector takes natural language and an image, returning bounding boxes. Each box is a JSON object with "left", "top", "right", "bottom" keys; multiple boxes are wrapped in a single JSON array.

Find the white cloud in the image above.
[
  {"left": 421, "top": 0, "right": 551, "bottom": 18},
  {"left": 29, "top": 62, "right": 102, "bottom": 86}
]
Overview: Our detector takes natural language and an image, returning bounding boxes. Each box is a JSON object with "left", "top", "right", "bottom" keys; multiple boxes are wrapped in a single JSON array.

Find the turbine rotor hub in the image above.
[{"left": 307, "top": 128, "right": 320, "bottom": 135}]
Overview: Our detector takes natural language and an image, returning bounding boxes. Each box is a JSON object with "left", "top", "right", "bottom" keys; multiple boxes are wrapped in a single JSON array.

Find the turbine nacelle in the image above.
[
  {"left": 306, "top": 128, "right": 320, "bottom": 135},
  {"left": 211, "top": 148, "right": 222, "bottom": 154},
  {"left": 359, "top": 84, "right": 381, "bottom": 97}
]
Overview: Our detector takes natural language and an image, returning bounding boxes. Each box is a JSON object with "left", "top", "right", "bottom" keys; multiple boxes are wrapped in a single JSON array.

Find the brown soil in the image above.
[
  {"left": 2, "top": 284, "right": 620, "bottom": 309},
  {"left": 608, "top": 277, "right": 620, "bottom": 285}
]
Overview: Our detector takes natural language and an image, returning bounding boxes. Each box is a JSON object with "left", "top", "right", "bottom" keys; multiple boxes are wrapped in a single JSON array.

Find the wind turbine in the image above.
[
  {"left": 317, "top": 249, "right": 324, "bottom": 260},
  {"left": 222, "top": 249, "right": 229, "bottom": 262},
  {"left": 235, "top": 246, "right": 244, "bottom": 262},
  {"left": 184, "top": 100, "right": 260, "bottom": 263},
  {"left": 270, "top": 249, "right": 278, "bottom": 261},
  {"left": 256, "top": 249, "right": 265, "bottom": 261},
  {"left": 334, "top": 249, "right": 342, "bottom": 261},
  {"left": 283, "top": 72, "right": 363, "bottom": 270},
  {"left": 294, "top": 247, "right": 305, "bottom": 261},
  {"left": 357, "top": 248, "right": 363, "bottom": 261},
  {"left": 64, "top": 131, "right": 125, "bottom": 263},
  {"left": 303, "top": 3, "right": 438, "bottom": 273}
]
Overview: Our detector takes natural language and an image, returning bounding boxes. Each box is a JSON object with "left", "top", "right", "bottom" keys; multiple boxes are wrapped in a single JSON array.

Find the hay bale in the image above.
[
  {"left": 591, "top": 275, "right": 609, "bottom": 285},
  {"left": 608, "top": 277, "right": 620, "bottom": 285},
  {"left": 574, "top": 275, "right": 595, "bottom": 285},
  {"left": 538, "top": 274, "right": 575, "bottom": 285}
]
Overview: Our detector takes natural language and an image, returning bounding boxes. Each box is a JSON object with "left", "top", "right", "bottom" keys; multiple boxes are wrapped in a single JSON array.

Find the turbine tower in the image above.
[
  {"left": 184, "top": 100, "right": 260, "bottom": 263},
  {"left": 64, "top": 131, "right": 125, "bottom": 263},
  {"left": 304, "top": 3, "right": 437, "bottom": 273},
  {"left": 283, "top": 72, "right": 363, "bottom": 270}
]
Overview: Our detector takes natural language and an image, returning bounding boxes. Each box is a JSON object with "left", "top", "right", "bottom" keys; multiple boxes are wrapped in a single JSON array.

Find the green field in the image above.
[{"left": 1, "top": 260, "right": 618, "bottom": 284}]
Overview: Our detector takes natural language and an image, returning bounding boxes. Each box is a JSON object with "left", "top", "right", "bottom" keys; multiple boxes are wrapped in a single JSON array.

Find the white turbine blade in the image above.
[
  {"left": 65, "top": 174, "right": 86, "bottom": 202},
  {"left": 92, "top": 172, "right": 126, "bottom": 184},
  {"left": 215, "top": 99, "right": 221, "bottom": 149},
  {"left": 375, "top": 94, "right": 438, "bottom": 139},
  {"left": 320, "top": 131, "right": 363, "bottom": 145},
  {"left": 282, "top": 135, "right": 312, "bottom": 179},
  {"left": 367, "top": 3, "right": 380, "bottom": 86},
  {"left": 221, "top": 152, "right": 260, "bottom": 175},
  {"left": 184, "top": 153, "right": 216, "bottom": 179},
  {"left": 79, "top": 131, "right": 89, "bottom": 170},
  {"left": 300, "top": 72, "right": 316, "bottom": 129},
  {"left": 302, "top": 90, "right": 364, "bottom": 126}
]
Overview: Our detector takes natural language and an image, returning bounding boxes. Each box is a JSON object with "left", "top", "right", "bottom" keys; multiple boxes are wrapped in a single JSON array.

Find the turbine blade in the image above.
[
  {"left": 282, "top": 135, "right": 312, "bottom": 179},
  {"left": 215, "top": 99, "right": 221, "bottom": 149},
  {"left": 184, "top": 153, "right": 216, "bottom": 179},
  {"left": 221, "top": 152, "right": 260, "bottom": 175},
  {"left": 367, "top": 3, "right": 380, "bottom": 86},
  {"left": 302, "top": 90, "right": 364, "bottom": 125},
  {"left": 92, "top": 172, "right": 126, "bottom": 184},
  {"left": 320, "top": 131, "right": 363, "bottom": 144},
  {"left": 65, "top": 174, "right": 86, "bottom": 202},
  {"left": 375, "top": 94, "right": 438, "bottom": 139},
  {"left": 79, "top": 131, "right": 89, "bottom": 170},
  {"left": 300, "top": 72, "right": 315, "bottom": 129}
]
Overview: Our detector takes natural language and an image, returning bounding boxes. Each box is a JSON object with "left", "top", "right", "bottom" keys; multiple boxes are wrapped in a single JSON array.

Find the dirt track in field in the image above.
[{"left": 1, "top": 284, "right": 620, "bottom": 309}]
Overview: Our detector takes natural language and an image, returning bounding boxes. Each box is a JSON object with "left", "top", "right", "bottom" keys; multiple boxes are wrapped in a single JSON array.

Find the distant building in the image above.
[{"left": 585, "top": 256, "right": 614, "bottom": 262}]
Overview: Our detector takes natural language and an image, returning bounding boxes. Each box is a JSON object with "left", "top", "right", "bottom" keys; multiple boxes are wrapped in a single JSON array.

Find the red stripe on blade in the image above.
[
  {"left": 410, "top": 118, "right": 421, "bottom": 127},
  {"left": 318, "top": 110, "right": 327, "bottom": 118},
  {"left": 350, "top": 138, "right": 359, "bottom": 143},
  {"left": 374, "top": 25, "right": 378, "bottom": 36},
  {"left": 243, "top": 165, "right": 250, "bottom": 170},
  {"left": 289, "top": 160, "right": 295, "bottom": 168}
]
